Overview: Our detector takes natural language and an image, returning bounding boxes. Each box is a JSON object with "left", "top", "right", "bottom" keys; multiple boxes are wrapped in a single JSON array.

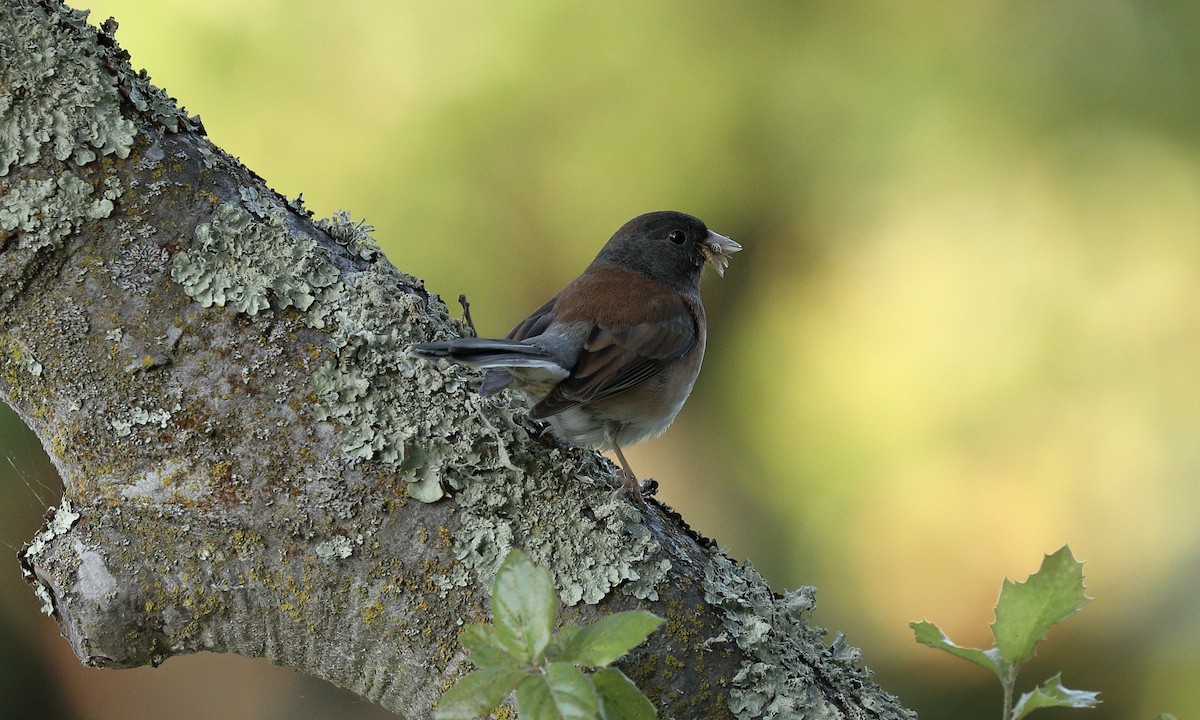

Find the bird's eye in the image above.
[{"left": 667, "top": 229, "right": 687, "bottom": 245}]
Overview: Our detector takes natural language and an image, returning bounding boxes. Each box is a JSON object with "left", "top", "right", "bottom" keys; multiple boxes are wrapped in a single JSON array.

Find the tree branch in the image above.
[{"left": 0, "top": 2, "right": 914, "bottom": 718}]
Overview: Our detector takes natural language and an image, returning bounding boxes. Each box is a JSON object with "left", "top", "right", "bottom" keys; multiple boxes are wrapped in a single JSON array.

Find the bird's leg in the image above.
[{"left": 605, "top": 431, "right": 646, "bottom": 507}]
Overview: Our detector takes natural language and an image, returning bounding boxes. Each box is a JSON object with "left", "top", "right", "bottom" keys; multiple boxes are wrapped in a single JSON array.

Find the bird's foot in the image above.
[
  {"left": 610, "top": 469, "right": 648, "bottom": 508},
  {"left": 525, "top": 420, "right": 557, "bottom": 445}
]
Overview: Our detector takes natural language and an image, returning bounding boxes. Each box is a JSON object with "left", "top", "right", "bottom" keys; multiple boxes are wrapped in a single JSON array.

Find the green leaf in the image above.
[
  {"left": 559, "top": 611, "right": 664, "bottom": 667},
  {"left": 991, "top": 545, "right": 1091, "bottom": 665},
  {"left": 1011, "top": 673, "right": 1100, "bottom": 719},
  {"left": 434, "top": 666, "right": 527, "bottom": 720},
  {"left": 594, "top": 667, "right": 658, "bottom": 720},
  {"left": 460, "top": 623, "right": 518, "bottom": 667},
  {"left": 492, "top": 549, "right": 558, "bottom": 664},
  {"left": 546, "top": 625, "right": 582, "bottom": 662},
  {"left": 910, "top": 620, "right": 1005, "bottom": 679},
  {"left": 516, "top": 663, "right": 599, "bottom": 720}
]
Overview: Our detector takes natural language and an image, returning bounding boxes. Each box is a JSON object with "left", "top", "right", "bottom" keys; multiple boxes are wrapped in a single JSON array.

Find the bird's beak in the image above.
[{"left": 700, "top": 230, "right": 742, "bottom": 277}]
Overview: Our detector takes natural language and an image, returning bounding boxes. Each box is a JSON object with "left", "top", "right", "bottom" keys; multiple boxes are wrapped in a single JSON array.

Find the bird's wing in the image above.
[
  {"left": 475, "top": 294, "right": 560, "bottom": 396},
  {"left": 530, "top": 294, "right": 697, "bottom": 419},
  {"left": 506, "top": 295, "right": 559, "bottom": 341}
]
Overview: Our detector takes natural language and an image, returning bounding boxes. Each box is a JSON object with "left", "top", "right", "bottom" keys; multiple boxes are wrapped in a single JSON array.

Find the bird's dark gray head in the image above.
[{"left": 591, "top": 211, "right": 741, "bottom": 292}]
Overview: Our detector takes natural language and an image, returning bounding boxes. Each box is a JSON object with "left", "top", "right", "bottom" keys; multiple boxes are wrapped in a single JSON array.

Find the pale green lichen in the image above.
[
  {"left": 117, "top": 62, "right": 200, "bottom": 134},
  {"left": 315, "top": 535, "right": 358, "bottom": 560},
  {"left": 170, "top": 203, "right": 340, "bottom": 315},
  {"left": 0, "top": 2, "right": 137, "bottom": 175},
  {"left": 317, "top": 210, "right": 383, "bottom": 261},
  {"left": 0, "top": 171, "right": 114, "bottom": 250},
  {"left": 702, "top": 552, "right": 913, "bottom": 720},
  {"left": 445, "top": 456, "right": 671, "bottom": 605},
  {"left": 238, "top": 185, "right": 271, "bottom": 218},
  {"left": 6, "top": 335, "right": 45, "bottom": 377},
  {"left": 33, "top": 582, "right": 54, "bottom": 616},
  {"left": 24, "top": 499, "right": 81, "bottom": 615},
  {"left": 311, "top": 279, "right": 470, "bottom": 496},
  {"left": 21, "top": 352, "right": 43, "bottom": 377},
  {"left": 111, "top": 239, "right": 170, "bottom": 295},
  {"left": 171, "top": 200, "right": 458, "bottom": 495},
  {"left": 109, "top": 403, "right": 177, "bottom": 437},
  {"left": 296, "top": 216, "right": 670, "bottom": 603},
  {"left": 169, "top": 200, "right": 671, "bottom": 605}
]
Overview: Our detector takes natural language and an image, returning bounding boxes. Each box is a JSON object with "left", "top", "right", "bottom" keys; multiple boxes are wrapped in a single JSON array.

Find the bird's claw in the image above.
[{"left": 610, "top": 469, "right": 648, "bottom": 508}]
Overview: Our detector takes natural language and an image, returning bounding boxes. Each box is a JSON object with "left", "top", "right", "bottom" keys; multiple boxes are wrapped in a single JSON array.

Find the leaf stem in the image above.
[{"left": 1001, "top": 663, "right": 1021, "bottom": 720}]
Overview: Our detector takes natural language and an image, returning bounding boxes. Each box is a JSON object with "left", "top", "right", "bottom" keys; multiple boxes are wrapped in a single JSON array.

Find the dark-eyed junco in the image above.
[{"left": 413, "top": 211, "right": 741, "bottom": 504}]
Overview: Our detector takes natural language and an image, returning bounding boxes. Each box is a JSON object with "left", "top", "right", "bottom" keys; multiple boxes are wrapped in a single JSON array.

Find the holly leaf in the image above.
[
  {"left": 516, "top": 662, "right": 599, "bottom": 720},
  {"left": 558, "top": 611, "right": 664, "bottom": 667},
  {"left": 492, "top": 549, "right": 558, "bottom": 664},
  {"left": 1011, "top": 673, "right": 1100, "bottom": 719},
  {"left": 910, "top": 620, "right": 1004, "bottom": 679},
  {"left": 992, "top": 546, "right": 1090, "bottom": 665},
  {"left": 434, "top": 666, "right": 527, "bottom": 720},
  {"left": 460, "top": 623, "right": 516, "bottom": 667},
  {"left": 594, "top": 667, "right": 658, "bottom": 720}
]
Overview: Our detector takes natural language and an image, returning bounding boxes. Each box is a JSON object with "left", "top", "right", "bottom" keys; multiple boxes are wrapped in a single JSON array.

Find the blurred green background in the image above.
[{"left": 3, "top": 1, "right": 1199, "bottom": 718}]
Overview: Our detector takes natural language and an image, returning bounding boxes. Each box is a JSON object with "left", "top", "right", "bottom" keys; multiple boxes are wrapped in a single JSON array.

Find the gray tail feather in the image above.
[{"left": 411, "top": 337, "right": 557, "bottom": 371}]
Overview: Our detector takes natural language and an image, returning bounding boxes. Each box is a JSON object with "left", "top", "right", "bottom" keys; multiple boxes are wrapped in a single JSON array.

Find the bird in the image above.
[{"left": 411, "top": 211, "right": 741, "bottom": 505}]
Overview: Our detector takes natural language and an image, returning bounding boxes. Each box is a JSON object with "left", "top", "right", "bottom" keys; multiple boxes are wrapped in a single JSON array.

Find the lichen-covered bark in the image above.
[{"left": 0, "top": 1, "right": 915, "bottom": 718}]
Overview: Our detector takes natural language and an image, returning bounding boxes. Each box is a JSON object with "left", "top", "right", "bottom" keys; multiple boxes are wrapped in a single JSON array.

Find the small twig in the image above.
[{"left": 458, "top": 293, "right": 477, "bottom": 337}]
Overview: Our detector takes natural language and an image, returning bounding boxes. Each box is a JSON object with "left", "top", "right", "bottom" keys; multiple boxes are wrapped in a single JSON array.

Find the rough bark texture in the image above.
[{"left": 0, "top": 2, "right": 915, "bottom": 718}]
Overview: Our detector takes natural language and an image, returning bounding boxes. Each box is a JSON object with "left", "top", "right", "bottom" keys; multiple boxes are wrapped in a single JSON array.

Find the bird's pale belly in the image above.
[{"left": 530, "top": 359, "right": 700, "bottom": 450}]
